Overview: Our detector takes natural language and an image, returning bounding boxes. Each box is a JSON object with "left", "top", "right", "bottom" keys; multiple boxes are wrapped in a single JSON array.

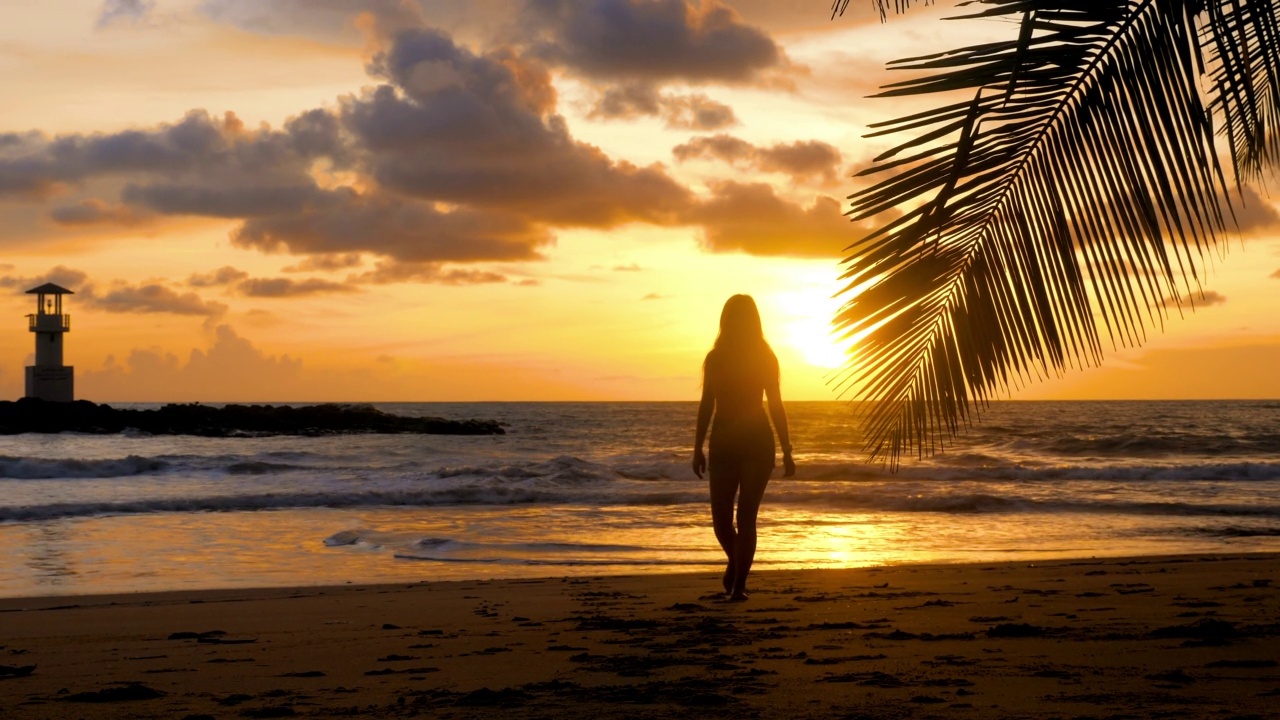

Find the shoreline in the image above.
[
  {"left": 1, "top": 550, "right": 1273, "bottom": 607},
  {"left": 4, "top": 552, "right": 1279, "bottom": 718}
]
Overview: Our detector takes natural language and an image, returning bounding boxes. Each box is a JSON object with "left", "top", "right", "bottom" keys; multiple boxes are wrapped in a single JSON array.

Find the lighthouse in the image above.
[{"left": 24, "top": 283, "right": 74, "bottom": 402}]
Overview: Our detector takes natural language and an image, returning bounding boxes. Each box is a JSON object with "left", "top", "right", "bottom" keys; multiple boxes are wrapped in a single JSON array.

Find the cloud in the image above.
[
  {"left": 197, "top": 0, "right": 426, "bottom": 40},
  {"left": 283, "top": 254, "right": 364, "bottom": 273},
  {"left": 613, "top": 263, "right": 644, "bottom": 272},
  {"left": 657, "top": 94, "right": 737, "bottom": 130},
  {"left": 523, "top": 0, "right": 785, "bottom": 85},
  {"left": 187, "top": 266, "right": 250, "bottom": 288},
  {"left": 79, "top": 325, "right": 305, "bottom": 402},
  {"left": 1234, "top": 185, "right": 1280, "bottom": 234},
  {"left": 674, "top": 133, "right": 842, "bottom": 184},
  {"left": 49, "top": 199, "right": 152, "bottom": 226},
  {"left": 591, "top": 84, "right": 736, "bottom": 130},
  {"left": 348, "top": 261, "right": 509, "bottom": 285},
  {"left": 121, "top": 182, "right": 319, "bottom": 219},
  {"left": 352, "top": 29, "right": 695, "bottom": 226},
  {"left": 189, "top": 266, "right": 359, "bottom": 297},
  {"left": 0, "top": 265, "right": 91, "bottom": 292},
  {"left": 593, "top": 82, "right": 662, "bottom": 117},
  {"left": 0, "top": 18, "right": 850, "bottom": 271},
  {"left": 1271, "top": 268, "right": 1280, "bottom": 279},
  {"left": 90, "top": 283, "right": 228, "bottom": 317},
  {"left": 691, "top": 181, "right": 855, "bottom": 257},
  {"left": 235, "top": 277, "right": 359, "bottom": 297},
  {"left": 1161, "top": 289, "right": 1228, "bottom": 310},
  {"left": 97, "top": 0, "right": 155, "bottom": 28},
  {"left": 0, "top": 111, "right": 313, "bottom": 201},
  {"left": 231, "top": 189, "right": 552, "bottom": 262},
  {"left": 1, "top": 265, "right": 225, "bottom": 317}
]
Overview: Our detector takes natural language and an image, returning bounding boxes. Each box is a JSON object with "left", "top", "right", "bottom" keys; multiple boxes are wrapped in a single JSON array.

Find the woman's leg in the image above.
[
  {"left": 729, "top": 463, "right": 772, "bottom": 599},
  {"left": 708, "top": 464, "right": 741, "bottom": 594}
]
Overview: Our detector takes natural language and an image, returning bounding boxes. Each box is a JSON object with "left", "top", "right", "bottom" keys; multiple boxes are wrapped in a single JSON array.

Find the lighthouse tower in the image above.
[{"left": 24, "top": 283, "right": 74, "bottom": 402}]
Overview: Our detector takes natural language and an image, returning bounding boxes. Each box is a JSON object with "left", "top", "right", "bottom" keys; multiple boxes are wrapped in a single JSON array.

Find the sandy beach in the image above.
[{"left": 2, "top": 553, "right": 1278, "bottom": 719}]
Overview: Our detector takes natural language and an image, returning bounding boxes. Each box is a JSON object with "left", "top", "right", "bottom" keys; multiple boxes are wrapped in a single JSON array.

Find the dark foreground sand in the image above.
[{"left": 2, "top": 554, "right": 1279, "bottom": 719}]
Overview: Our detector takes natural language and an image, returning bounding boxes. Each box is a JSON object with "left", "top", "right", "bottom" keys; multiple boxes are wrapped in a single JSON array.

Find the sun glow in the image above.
[
  {"left": 773, "top": 274, "right": 856, "bottom": 370},
  {"left": 787, "top": 315, "right": 854, "bottom": 369}
]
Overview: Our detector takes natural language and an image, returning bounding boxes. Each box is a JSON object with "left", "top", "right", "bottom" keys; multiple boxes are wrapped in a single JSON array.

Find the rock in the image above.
[{"left": 0, "top": 398, "right": 503, "bottom": 437}]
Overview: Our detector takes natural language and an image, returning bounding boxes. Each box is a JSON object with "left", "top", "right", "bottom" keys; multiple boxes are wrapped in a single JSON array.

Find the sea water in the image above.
[{"left": 1, "top": 400, "right": 1278, "bottom": 597}]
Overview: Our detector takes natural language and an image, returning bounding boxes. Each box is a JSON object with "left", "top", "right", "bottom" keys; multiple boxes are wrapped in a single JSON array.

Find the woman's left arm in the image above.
[{"left": 765, "top": 380, "right": 795, "bottom": 477}]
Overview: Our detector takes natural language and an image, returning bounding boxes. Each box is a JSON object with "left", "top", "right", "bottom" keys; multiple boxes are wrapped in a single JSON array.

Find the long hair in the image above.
[{"left": 705, "top": 294, "right": 777, "bottom": 382}]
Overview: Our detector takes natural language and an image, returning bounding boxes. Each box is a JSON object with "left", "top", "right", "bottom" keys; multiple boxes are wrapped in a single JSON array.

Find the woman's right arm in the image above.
[{"left": 693, "top": 367, "right": 714, "bottom": 479}]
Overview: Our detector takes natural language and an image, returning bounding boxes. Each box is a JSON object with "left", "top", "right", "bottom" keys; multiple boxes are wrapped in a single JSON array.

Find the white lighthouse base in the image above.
[{"left": 25, "top": 366, "right": 74, "bottom": 402}]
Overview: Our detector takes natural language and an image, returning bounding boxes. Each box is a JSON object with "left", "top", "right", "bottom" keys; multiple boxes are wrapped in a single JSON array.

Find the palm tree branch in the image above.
[
  {"left": 837, "top": 0, "right": 1237, "bottom": 465},
  {"left": 833, "top": 0, "right": 935, "bottom": 21},
  {"left": 1205, "top": 0, "right": 1280, "bottom": 182}
]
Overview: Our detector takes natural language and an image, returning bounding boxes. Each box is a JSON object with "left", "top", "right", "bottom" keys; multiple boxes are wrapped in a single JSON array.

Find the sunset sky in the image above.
[{"left": 3, "top": 0, "right": 1280, "bottom": 402}]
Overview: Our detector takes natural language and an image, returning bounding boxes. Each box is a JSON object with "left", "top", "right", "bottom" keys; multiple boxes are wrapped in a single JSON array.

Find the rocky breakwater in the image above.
[{"left": 0, "top": 398, "right": 504, "bottom": 437}]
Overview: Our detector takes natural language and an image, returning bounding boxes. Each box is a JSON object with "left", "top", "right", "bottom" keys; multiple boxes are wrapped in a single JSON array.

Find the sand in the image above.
[{"left": 2, "top": 553, "right": 1279, "bottom": 719}]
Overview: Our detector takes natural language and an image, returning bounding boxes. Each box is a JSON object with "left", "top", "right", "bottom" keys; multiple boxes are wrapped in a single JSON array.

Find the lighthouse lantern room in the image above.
[{"left": 24, "top": 283, "right": 74, "bottom": 402}]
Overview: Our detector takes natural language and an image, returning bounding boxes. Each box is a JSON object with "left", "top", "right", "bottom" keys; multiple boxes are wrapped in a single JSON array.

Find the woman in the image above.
[{"left": 692, "top": 294, "right": 794, "bottom": 602}]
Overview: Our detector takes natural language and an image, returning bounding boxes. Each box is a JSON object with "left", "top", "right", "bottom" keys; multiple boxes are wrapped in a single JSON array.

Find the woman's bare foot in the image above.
[
  {"left": 722, "top": 563, "right": 735, "bottom": 595},
  {"left": 727, "top": 590, "right": 749, "bottom": 602}
]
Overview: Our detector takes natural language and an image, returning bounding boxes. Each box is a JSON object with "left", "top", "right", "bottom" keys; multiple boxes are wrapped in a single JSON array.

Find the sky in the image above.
[{"left": 2, "top": 0, "right": 1279, "bottom": 402}]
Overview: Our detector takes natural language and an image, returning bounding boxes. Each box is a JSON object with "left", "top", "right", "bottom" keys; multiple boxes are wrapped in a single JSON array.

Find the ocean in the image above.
[{"left": 1, "top": 400, "right": 1278, "bottom": 597}]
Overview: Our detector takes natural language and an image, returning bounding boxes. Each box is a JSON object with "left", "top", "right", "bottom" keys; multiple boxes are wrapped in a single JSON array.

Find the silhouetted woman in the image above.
[{"left": 693, "top": 294, "right": 794, "bottom": 602}]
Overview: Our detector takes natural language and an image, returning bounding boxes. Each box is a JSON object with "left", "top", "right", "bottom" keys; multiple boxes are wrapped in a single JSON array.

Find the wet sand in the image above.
[{"left": 3, "top": 553, "right": 1279, "bottom": 718}]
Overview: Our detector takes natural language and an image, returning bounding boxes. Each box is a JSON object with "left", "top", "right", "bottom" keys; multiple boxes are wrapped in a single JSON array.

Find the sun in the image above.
[
  {"left": 771, "top": 275, "right": 856, "bottom": 371},
  {"left": 786, "top": 315, "right": 854, "bottom": 369}
]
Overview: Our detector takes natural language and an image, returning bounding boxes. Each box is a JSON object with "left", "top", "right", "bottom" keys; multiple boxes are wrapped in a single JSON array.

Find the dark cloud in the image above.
[
  {"left": 0, "top": 18, "right": 847, "bottom": 273},
  {"left": 0, "top": 111, "right": 319, "bottom": 202},
  {"left": 674, "top": 133, "right": 842, "bottom": 184},
  {"left": 283, "top": 254, "right": 365, "bottom": 273},
  {"left": 658, "top": 94, "right": 737, "bottom": 130},
  {"left": 353, "top": 29, "right": 694, "bottom": 226},
  {"left": 691, "top": 181, "right": 854, "bottom": 257},
  {"left": 122, "top": 182, "right": 318, "bottom": 218},
  {"left": 593, "top": 82, "right": 662, "bottom": 117},
  {"left": 1161, "top": 290, "right": 1228, "bottom": 310},
  {"left": 591, "top": 84, "right": 736, "bottom": 130},
  {"left": 49, "top": 199, "right": 152, "bottom": 226},
  {"left": 198, "top": 0, "right": 424, "bottom": 38},
  {"left": 235, "top": 277, "right": 359, "bottom": 298},
  {"left": 0, "top": 132, "right": 70, "bottom": 198},
  {"left": 91, "top": 283, "right": 228, "bottom": 317},
  {"left": 348, "top": 261, "right": 509, "bottom": 285},
  {"left": 1, "top": 266, "right": 224, "bottom": 317},
  {"left": 231, "top": 189, "right": 552, "bottom": 262},
  {"left": 523, "top": 0, "right": 785, "bottom": 85},
  {"left": 97, "top": 0, "right": 155, "bottom": 28},
  {"left": 1234, "top": 185, "right": 1280, "bottom": 234},
  {"left": 189, "top": 265, "right": 359, "bottom": 296},
  {"left": 0, "top": 266, "right": 91, "bottom": 292},
  {"left": 187, "top": 266, "right": 250, "bottom": 287}
]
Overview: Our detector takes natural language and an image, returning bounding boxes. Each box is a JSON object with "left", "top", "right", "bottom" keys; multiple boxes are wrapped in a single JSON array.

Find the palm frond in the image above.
[
  {"left": 831, "top": 0, "right": 933, "bottom": 22},
  {"left": 835, "top": 0, "right": 1260, "bottom": 466},
  {"left": 1205, "top": 0, "right": 1280, "bottom": 183}
]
